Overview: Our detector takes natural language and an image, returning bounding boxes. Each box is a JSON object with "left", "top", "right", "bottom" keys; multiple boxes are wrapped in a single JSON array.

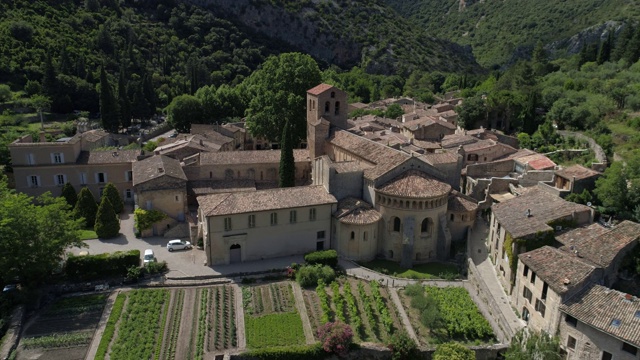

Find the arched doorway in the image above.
[
  {"left": 230, "top": 244, "right": 241, "bottom": 263},
  {"left": 522, "top": 307, "right": 530, "bottom": 322}
]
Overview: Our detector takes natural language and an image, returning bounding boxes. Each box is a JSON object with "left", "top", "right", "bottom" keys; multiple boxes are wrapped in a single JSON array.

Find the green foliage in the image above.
[
  {"left": 94, "top": 293, "right": 123, "bottom": 360},
  {"left": 505, "top": 329, "right": 562, "bottom": 360},
  {"left": 304, "top": 249, "right": 338, "bottom": 268},
  {"left": 101, "top": 182, "right": 123, "bottom": 214},
  {"left": 126, "top": 266, "right": 142, "bottom": 281},
  {"left": 22, "top": 332, "right": 92, "bottom": 349},
  {"left": 388, "top": 331, "right": 418, "bottom": 360},
  {"left": 317, "top": 321, "right": 353, "bottom": 356},
  {"left": 384, "top": 104, "right": 404, "bottom": 119},
  {"left": 565, "top": 189, "right": 593, "bottom": 205},
  {"left": 279, "top": 119, "right": 295, "bottom": 188},
  {"left": 245, "top": 53, "right": 321, "bottom": 143},
  {"left": 0, "top": 177, "right": 83, "bottom": 286},
  {"left": 99, "top": 65, "right": 120, "bottom": 133},
  {"left": 433, "top": 342, "right": 474, "bottom": 360},
  {"left": 65, "top": 249, "right": 140, "bottom": 281},
  {"left": 594, "top": 162, "right": 628, "bottom": 214},
  {"left": 144, "top": 261, "right": 168, "bottom": 275},
  {"left": 456, "top": 96, "right": 485, "bottom": 129},
  {"left": 243, "top": 343, "right": 325, "bottom": 360},
  {"left": 0, "top": 84, "right": 11, "bottom": 103},
  {"left": 166, "top": 94, "right": 204, "bottom": 133},
  {"left": 133, "top": 208, "right": 167, "bottom": 231},
  {"left": 94, "top": 197, "right": 120, "bottom": 238},
  {"left": 74, "top": 187, "right": 98, "bottom": 228},
  {"left": 296, "top": 264, "right": 336, "bottom": 288},
  {"left": 245, "top": 312, "right": 305, "bottom": 349},
  {"left": 60, "top": 182, "right": 78, "bottom": 208}
]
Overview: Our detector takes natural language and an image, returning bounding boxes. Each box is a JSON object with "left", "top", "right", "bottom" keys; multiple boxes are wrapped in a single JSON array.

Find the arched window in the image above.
[
  {"left": 335, "top": 101, "right": 340, "bottom": 115},
  {"left": 325, "top": 101, "right": 330, "bottom": 113},
  {"left": 393, "top": 217, "right": 401, "bottom": 232},
  {"left": 350, "top": 231, "right": 355, "bottom": 240},
  {"left": 450, "top": 213, "right": 455, "bottom": 221},
  {"left": 388, "top": 250, "right": 394, "bottom": 259},
  {"left": 330, "top": 91, "right": 335, "bottom": 98},
  {"left": 363, "top": 231, "right": 368, "bottom": 241},
  {"left": 421, "top": 218, "right": 432, "bottom": 233},
  {"left": 309, "top": 99, "right": 312, "bottom": 110}
]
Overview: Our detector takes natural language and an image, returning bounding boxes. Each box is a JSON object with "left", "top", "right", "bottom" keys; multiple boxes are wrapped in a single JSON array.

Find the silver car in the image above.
[{"left": 167, "top": 239, "right": 192, "bottom": 252}]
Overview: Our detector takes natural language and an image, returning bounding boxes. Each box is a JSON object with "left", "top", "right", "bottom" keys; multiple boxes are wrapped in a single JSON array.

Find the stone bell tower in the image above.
[{"left": 306, "top": 84, "right": 349, "bottom": 161}]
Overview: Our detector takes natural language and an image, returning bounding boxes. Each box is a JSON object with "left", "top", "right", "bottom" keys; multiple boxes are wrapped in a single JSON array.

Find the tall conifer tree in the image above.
[
  {"left": 279, "top": 119, "right": 295, "bottom": 188},
  {"left": 118, "top": 67, "right": 132, "bottom": 129},
  {"left": 99, "top": 65, "right": 120, "bottom": 133}
]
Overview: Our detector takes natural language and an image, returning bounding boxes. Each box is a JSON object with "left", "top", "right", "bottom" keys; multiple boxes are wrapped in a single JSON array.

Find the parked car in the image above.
[
  {"left": 167, "top": 239, "right": 192, "bottom": 252},
  {"left": 143, "top": 249, "right": 155, "bottom": 264}
]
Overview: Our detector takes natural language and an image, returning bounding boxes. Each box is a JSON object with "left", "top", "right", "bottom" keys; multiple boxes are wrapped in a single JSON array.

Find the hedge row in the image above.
[
  {"left": 243, "top": 343, "right": 325, "bottom": 360},
  {"left": 66, "top": 250, "right": 141, "bottom": 281},
  {"left": 304, "top": 250, "right": 338, "bottom": 268}
]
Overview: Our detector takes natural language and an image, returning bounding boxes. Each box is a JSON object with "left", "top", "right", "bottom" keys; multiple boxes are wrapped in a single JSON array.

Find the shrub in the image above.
[
  {"left": 74, "top": 187, "right": 98, "bottom": 228},
  {"left": 94, "top": 197, "right": 120, "bottom": 238},
  {"left": 66, "top": 250, "right": 140, "bottom": 280},
  {"left": 126, "top": 266, "right": 142, "bottom": 281},
  {"left": 317, "top": 322, "right": 353, "bottom": 356},
  {"left": 60, "top": 182, "right": 77, "bottom": 208},
  {"left": 244, "top": 343, "right": 325, "bottom": 360},
  {"left": 304, "top": 249, "right": 338, "bottom": 268},
  {"left": 144, "top": 261, "right": 168, "bottom": 275},
  {"left": 433, "top": 342, "right": 474, "bottom": 360},
  {"left": 101, "top": 182, "right": 123, "bottom": 214},
  {"left": 404, "top": 283, "right": 423, "bottom": 297},
  {"left": 296, "top": 264, "right": 335, "bottom": 288},
  {"left": 388, "top": 331, "right": 419, "bottom": 360},
  {"left": 134, "top": 208, "right": 167, "bottom": 231}
]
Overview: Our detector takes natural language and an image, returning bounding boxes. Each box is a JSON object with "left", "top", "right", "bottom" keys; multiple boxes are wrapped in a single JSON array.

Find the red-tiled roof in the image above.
[
  {"left": 307, "top": 83, "right": 335, "bottom": 95},
  {"left": 555, "top": 164, "right": 600, "bottom": 181},
  {"left": 334, "top": 198, "right": 381, "bottom": 225},
  {"left": 377, "top": 170, "right": 451, "bottom": 198}
]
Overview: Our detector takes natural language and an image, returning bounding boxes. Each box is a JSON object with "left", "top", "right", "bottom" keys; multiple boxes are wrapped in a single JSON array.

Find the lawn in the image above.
[
  {"left": 245, "top": 312, "right": 305, "bottom": 349},
  {"left": 357, "top": 259, "right": 459, "bottom": 280},
  {"left": 78, "top": 229, "right": 98, "bottom": 240}
]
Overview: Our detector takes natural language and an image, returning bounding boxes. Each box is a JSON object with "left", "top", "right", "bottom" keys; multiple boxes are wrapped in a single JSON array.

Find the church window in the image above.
[
  {"left": 421, "top": 218, "right": 432, "bottom": 233},
  {"left": 363, "top": 232, "right": 368, "bottom": 241},
  {"left": 393, "top": 217, "right": 401, "bottom": 232},
  {"left": 335, "top": 101, "right": 340, "bottom": 115},
  {"left": 330, "top": 91, "right": 335, "bottom": 98},
  {"left": 350, "top": 231, "right": 355, "bottom": 240},
  {"left": 450, "top": 213, "right": 455, "bottom": 221},
  {"left": 248, "top": 215, "right": 256, "bottom": 228},
  {"left": 290, "top": 210, "right": 297, "bottom": 224},
  {"left": 309, "top": 208, "right": 317, "bottom": 221},
  {"left": 324, "top": 101, "right": 330, "bottom": 113},
  {"left": 309, "top": 99, "right": 312, "bottom": 110},
  {"left": 270, "top": 212, "right": 278, "bottom": 225},
  {"left": 224, "top": 217, "right": 232, "bottom": 231}
]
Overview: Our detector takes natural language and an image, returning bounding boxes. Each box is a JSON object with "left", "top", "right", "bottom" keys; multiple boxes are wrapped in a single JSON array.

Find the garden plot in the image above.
[
  {"left": 97, "top": 285, "right": 237, "bottom": 360},
  {"left": 243, "top": 282, "right": 305, "bottom": 349},
  {"left": 17, "top": 294, "right": 107, "bottom": 360},
  {"left": 304, "top": 278, "right": 403, "bottom": 344}
]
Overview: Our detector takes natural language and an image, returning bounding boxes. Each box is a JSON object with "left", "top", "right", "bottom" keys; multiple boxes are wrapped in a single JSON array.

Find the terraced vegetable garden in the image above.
[
  {"left": 16, "top": 294, "right": 107, "bottom": 360},
  {"left": 96, "top": 285, "right": 237, "bottom": 360},
  {"left": 303, "top": 278, "right": 403, "bottom": 344},
  {"left": 243, "top": 282, "right": 305, "bottom": 349}
]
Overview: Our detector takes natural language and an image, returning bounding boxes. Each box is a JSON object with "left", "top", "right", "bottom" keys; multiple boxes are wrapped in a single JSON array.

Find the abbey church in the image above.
[{"left": 197, "top": 84, "right": 477, "bottom": 266}]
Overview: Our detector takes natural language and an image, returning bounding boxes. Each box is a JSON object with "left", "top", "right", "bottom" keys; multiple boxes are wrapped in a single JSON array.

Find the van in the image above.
[{"left": 143, "top": 249, "right": 155, "bottom": 264}]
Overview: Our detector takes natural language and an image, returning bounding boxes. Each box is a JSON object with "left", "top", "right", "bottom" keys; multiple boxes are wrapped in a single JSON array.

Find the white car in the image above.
[
  {"left": 143, "top": 249, "right": 155, "bottom": 264},
  {"left": 167, "top": 239, "right": 192, "bottom": 252}
]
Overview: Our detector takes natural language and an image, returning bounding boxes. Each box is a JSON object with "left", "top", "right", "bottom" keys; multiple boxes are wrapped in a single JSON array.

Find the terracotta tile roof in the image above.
[
  {"left": 334, "top": 198, "right": 382, "bottom": 225},
  {"left": 515, "top": 154, "right": 556, "bottom": 170},
  {"left": 492, "top": 187, "right": 592, "bottom": 239},
  {"left": 441, "top": 134, "right": 478, "bottom": 148},
  {"left": 448, "top": 191, "right": 478, "bottom": 212},
  {"left": 518, "top": 246, "right": 596, "bottom": 295},
  {"left": 555, "top": 164, "right": 600, "bottom": 181},
  {"left": 198, "top": 185, "right": 337, "bottom": 216},
  {"left": 132, "top": 155, "right": 187, "bottom": 186},
  {"left": 188, "top": 179, "right": 256, "bottom": 195},
  {"left": 327, "top": 130, "right": 409, "bottom": 180},
  {"left": 555, "top": 223, "right": 609, "bottom": 247},
  {"left": 331, "top": 161, "right": 369, "bottom": 173},
  {"left": 420, "top": 151, "right": 459, "bottom": 165},
  {"left": 558, "top": 220, "right": 640, "bottom": 268},
  {"left": 411, "top": 139, "right": 441, "bottom": 150},
  {"left": 561, "top": 284, "right": 640, "bottom": 347},
  {"left": 77, "top": 149, "right": 140, "bottom": 165},
  {"left": 199, "top": 149, "right": 310, "bottom": 165},
  {"left": 377, "top": 169, "right": 451, "bottom": 198},
  {"left": 402, "top": 116, "right": 455, "bottom": 131},
  {"left": 307, "top": 83, "right": 335, "bottom": 95},
  {"left": 80, "top": 129, "right": 109, "bottom": 143}
]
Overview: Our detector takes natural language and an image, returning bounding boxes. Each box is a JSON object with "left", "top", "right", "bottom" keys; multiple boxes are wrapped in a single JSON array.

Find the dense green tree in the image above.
[
  {"left": 433, "top": 342, "right": 474, "bottom": 360},
  {"left": 279, "top": 119, "right": 295, "bottom": 188},
  {"left": 456, "top": 96, "right": 486, "bottom": 129},
  {"left": 388, "top": 332, "right": 418, "bottom": 360},
  {"left": 61, "top": 182, "right": 78, "bottom": 208},
  {"left": 0, "top": 177, "right": 83, "bottom": 286},
  {"left": 244, "top": 53, "right": 322, "bottom": 142},
  {"left": 166, "top": 94, "right": 203, "bottom": 133},
  {"left": 0, "top": 84, "right": 11, "bottom": 102},
  {"left": 85, "top": 0, "right": 100, "bottom": 12},
  {"left": 142, "top": 74, "right": 157, "bottom": 118},
  {"left": 94, "top": 197, "right": 120, "bottom": 238},
  {"left": 597, "top": 32, "right": 613, "bottom": 64},
  {"left": 612, "top": 22, "right": 635, "bottom": 62},
  {"left": 101, "top": 182, "right": 124, "bottom": 214},
  {"left": 532, "top": 41, "right": 551, "bottom": 76},
  {"left": 118, "top": 68, "right": 132, "bottom": 129},
  {"left": 505, "top": 329, "right": 561, "bottom": 360},
  {"left": 74, "top": 187, "right": 98, "bottom": 228},
  {"left": 96, "top": 25, "right": 115, "bottom": 55},
  {"left": 594, "top": 162, "right": 628, "bottom": 214},
  {"left": 41, "top": 53, "right": 58, "bottom": 98},
  {"left": 99, "top": 66, "right": 120, "bottom": 133},
  {"left": 385, "top": 104, "right": 404, "bottom": 119}
]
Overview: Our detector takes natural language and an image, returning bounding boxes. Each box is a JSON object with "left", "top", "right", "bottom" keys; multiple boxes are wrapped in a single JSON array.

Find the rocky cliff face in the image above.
[{"left": 546, "top": 21, "right": 623, "bottom": 57}]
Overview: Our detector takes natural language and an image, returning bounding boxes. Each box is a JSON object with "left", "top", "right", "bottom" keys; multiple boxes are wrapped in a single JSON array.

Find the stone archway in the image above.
[{"left": 230, "top": 244, "right": 241, "bottom": 263}]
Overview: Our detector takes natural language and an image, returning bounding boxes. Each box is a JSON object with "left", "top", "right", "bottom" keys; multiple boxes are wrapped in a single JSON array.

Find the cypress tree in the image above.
[
  {"left": 118, "top": 67, "right": 132, "bottom": 129},
  {"left": 61, "top": 182, "right": 78, "bottom": 208},
  {"left": 99, "top": 65, "right": 120, "bottom": 133},
  {"left": 41, "top": 53, "right": 57, "bottom": 97},
  {"left": 142, "top": 73, "right": 156, "bottom": 118},
  {"left": 95, "top": 197, "right": 120, "bottom": 239},
  {"left": 612, "top": 22, "right": 635, "bottom": 62},
  {"left": 279, "top": 119, "right": 295, "bottom": 188},
  {"left": 74, "top": 187, "right": 98, "bottom": 228},
  {"left": 101, "top": 182, "right": 124, "bottom": 214}
]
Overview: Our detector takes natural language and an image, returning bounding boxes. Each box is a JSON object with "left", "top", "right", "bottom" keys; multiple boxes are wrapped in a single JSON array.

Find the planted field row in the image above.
[
  {"left": 245, "top": 312, "right": 305, "bottom": 349},
  {"left": 208, "top": 285, "right": 237, "bottom": 352},
  {"left": 244, "top": 282, "right": 294, "bottom": 316},
  {"left": 159, "top": 289, "right": 185, "bottom": 360}
]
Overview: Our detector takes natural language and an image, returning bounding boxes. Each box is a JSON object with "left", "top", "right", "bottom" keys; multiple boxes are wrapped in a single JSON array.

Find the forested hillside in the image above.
[
  {"left": 383, "top": 0, "right": 640, "bottom": 67},
  {"left": 0, "top": 0, "right": 481, "bottom": 114}
]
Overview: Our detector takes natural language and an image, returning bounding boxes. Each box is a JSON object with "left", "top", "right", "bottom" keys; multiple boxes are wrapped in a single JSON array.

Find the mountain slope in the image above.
[{"left": 383, "top": 0, "right": 640, "bottom": 67}]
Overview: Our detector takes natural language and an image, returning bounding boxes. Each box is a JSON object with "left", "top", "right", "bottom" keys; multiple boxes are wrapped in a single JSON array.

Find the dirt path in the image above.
[
  {"left": 174, "top": 288, "right": 198, "bottom": 359},
  {"left": 388, "top": 288, "right": 419, "bottom": 343},
  {"left": 291, "top": 282, "right": 315, "bottom": 345},
  {"left": 84, "top": 291, "right": 121, "bottom": 360},
  {"left": 233, "top": 284, "right": 246, "bottom": 350}
]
